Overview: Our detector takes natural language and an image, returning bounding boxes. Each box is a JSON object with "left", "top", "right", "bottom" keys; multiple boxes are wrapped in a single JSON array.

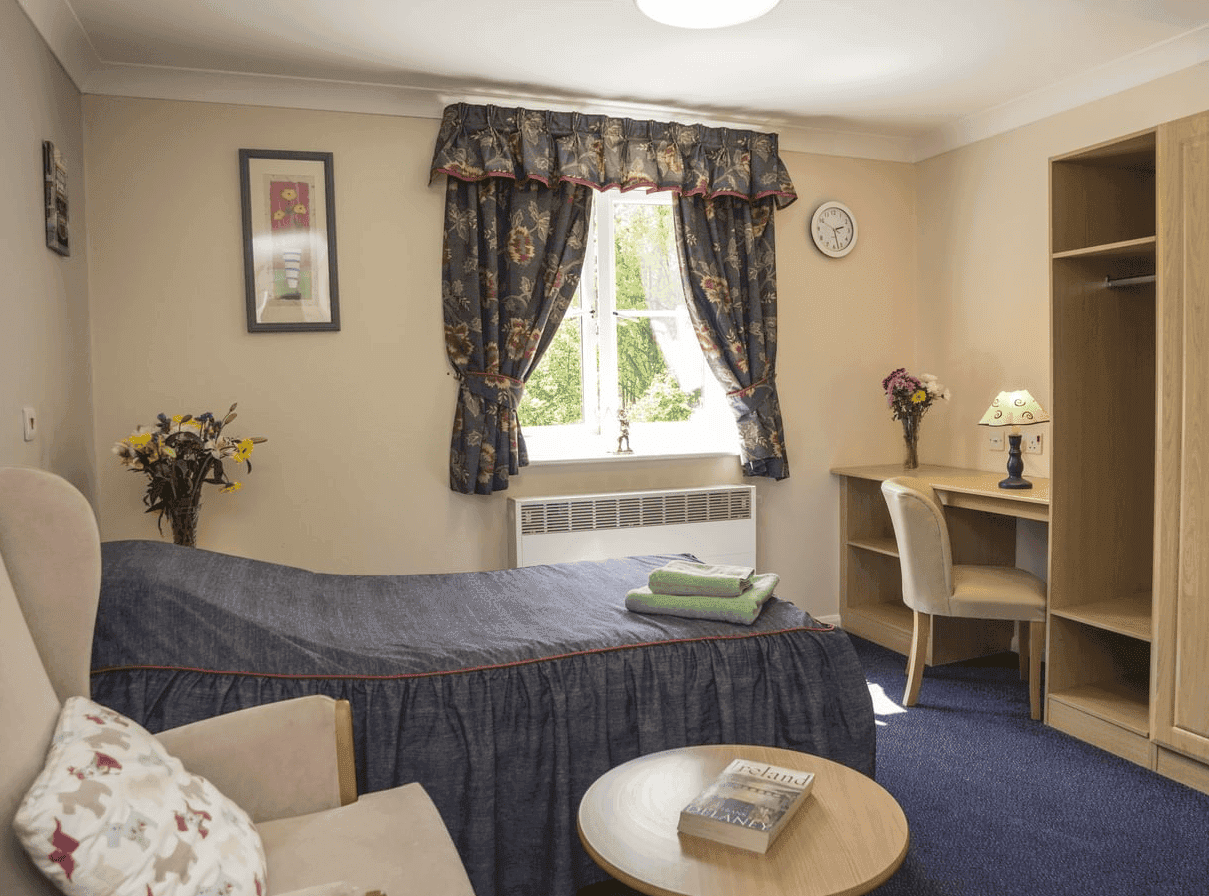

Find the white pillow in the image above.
[{"left": 14, "top": 696, "right": 267, "bottom": 896}]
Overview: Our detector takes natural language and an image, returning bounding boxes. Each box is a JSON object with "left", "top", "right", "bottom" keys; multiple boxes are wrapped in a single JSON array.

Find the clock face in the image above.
[{"left": 811, "top": 202, "right": 857, "bottom": 257}]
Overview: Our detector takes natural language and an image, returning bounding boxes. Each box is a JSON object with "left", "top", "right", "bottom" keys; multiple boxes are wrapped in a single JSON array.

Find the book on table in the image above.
[{"left": 677, "top": 757, "right": 815, "bottom": 853}]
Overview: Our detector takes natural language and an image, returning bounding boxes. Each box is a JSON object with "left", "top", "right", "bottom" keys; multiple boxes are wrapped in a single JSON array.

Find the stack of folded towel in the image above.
[{"left": 625, "top": 558, "right": 780, "bottom": 625}]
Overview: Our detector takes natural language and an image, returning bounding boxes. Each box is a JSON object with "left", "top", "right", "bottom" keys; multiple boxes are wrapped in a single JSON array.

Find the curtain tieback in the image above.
[
  {"left": 727, "top": 377, "right": 776, "bottom": 420},
  {"left": 461, "top": 371, "right": 525, "bottom": 410}
]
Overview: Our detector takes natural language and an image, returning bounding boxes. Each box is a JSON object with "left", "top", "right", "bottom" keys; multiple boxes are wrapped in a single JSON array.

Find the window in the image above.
[{"left": 519, "top": 189, "right": 736, "bottom": 460}]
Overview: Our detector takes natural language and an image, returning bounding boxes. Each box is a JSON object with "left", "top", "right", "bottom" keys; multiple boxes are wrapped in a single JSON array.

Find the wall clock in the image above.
[{"left": 811, "top": 201, "right": 857, "bottom": 258}]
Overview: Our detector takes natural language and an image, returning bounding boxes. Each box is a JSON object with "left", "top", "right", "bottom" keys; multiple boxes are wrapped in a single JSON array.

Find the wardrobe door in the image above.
[{"left": 1154, "top": 109, "right": 1209, "bottom": 762}]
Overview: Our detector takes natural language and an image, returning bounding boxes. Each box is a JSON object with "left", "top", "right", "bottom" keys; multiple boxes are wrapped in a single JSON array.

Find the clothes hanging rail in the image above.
[{"left": 1105, "top": 273, "right": 1156, "bottom": 289}]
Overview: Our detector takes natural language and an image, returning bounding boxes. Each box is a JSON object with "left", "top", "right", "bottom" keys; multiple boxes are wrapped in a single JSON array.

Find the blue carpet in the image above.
[
  {"left": 578, "top": 635, "right": 1209, "bottom": 896},
  {"left": 854, "top": 635, "right": 1209, "bottom": 896}
]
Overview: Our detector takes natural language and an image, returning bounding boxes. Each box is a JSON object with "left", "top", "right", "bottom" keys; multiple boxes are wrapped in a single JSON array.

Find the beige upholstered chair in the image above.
[
  {"left": 881, "top": 477, "right": 1046, "bottom": 720},
  {"left": 0, "top": 465, "right": 475, "bottom": 896}
]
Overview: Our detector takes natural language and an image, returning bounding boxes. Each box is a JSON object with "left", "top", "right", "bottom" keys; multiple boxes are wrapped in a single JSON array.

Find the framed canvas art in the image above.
[
  {"left": 43, "top": 141, "right": 70, "bottom": 256},
  {"left": 239, "top": 149, "right": 340, "bottom": 332}
]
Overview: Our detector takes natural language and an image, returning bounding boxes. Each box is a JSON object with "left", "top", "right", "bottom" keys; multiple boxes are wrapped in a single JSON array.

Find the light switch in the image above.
[{"left": 23, "top": 407, "right": 36, "bottom": 441}]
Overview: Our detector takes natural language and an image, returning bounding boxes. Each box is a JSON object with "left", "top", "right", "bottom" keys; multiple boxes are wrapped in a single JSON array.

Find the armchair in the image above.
[{"left": 0, "top": 465, "right": 475, "bottom": 896}]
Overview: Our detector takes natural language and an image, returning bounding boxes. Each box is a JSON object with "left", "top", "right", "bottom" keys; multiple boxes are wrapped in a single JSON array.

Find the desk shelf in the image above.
[
  {"left": 834, "top": 465, "right": 1047, "bottom": 668},
  {"left": 848, "top": 535, "right": 899, "bottom": 558}
]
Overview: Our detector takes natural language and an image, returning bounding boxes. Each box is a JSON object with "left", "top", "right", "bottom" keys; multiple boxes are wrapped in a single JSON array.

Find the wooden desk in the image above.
[
  {"left": 577, "top": 744, "right": 908, "bottom": 896},
  {"left": 831, "top": 464, "right": 1050, "bottom": 664}
]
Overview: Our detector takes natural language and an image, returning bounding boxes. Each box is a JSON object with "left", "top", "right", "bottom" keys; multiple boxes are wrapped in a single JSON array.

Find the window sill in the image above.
[
  {"left": 526, "top": 446, "right": 740, "bottom": 467},
  {"left": 523, "top": 424, "right": 739, "bottom": 467}
]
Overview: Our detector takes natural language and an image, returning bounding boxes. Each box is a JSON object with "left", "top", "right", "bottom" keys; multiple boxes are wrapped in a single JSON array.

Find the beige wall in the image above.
[
  {"left": 0, "top": 0, "right": 94, "bottom": 498},
  {"left": 918, "top": 62, "right": 1209, "bottom": 475},
  {"left": 82, "top": 95, "right": 917, "bottom": 618},
  {"left": 76, "top": 61, "right": 1209, "bottom": 619},
  {"left": 916, "top": 63, "right": 1209, "bottom": 578}
]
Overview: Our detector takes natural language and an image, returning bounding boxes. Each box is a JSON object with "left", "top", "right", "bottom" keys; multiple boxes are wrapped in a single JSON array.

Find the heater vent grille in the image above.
[
  {"left": 518, "top": 487, "right": 752, "bottom": 535},
  {"left": 509, "top": 486, "right": 756, "bottom": 568}
]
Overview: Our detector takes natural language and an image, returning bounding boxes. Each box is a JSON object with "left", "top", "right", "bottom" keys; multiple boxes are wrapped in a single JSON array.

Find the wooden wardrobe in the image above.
[{"left": 1048, "top": 109, "right": 1209, "bottom": 794}]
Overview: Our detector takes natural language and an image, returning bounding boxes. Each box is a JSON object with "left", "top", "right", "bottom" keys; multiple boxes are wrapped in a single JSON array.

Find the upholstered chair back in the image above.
[
  {"left": 0, "top": 466, "right": 102, "bottom": 896},
  {"left": 0, "top": 466, "right": 101, "bottom": 701},
  {"left": 881, "top": 477, "right": 956, "bottom": 616}
]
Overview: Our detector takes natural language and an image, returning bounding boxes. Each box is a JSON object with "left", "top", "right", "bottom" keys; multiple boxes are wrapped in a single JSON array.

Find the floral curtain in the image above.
[
  {"left": 674, "top": 195, "right": 790, "bottom": 479},
  {"left": 430, "top": 103, "right": 798, "bottom": 207},
  {"left": 441, "top": 176, "right": 591, "bottom": 494},
  {"left": 431, "top": 102, "right": 797, "bottom": 492}
]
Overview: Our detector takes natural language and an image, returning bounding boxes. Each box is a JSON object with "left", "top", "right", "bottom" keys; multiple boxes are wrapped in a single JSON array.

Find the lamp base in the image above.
[{"left": 998, "top": 432, "right": 1033, "bottom": 490}]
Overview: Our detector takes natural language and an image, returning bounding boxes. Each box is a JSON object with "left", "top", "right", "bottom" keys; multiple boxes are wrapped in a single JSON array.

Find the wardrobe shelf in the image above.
[
  {"left": 1050, "top": 594, "right": 1152, "bottom": 642},
  {"left": 1052, "top": 236, "right": 1155, "bottom": 260}
]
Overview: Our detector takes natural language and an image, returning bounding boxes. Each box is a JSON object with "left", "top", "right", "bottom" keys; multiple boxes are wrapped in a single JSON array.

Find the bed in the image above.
[{"left": 90, "top": 540, "right": 876, "bottom": 896}]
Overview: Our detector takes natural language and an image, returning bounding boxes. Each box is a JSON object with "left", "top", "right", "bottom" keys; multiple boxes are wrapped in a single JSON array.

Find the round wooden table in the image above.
[{"left": 577, "top": 744, "right": 908, "bottom": 896}]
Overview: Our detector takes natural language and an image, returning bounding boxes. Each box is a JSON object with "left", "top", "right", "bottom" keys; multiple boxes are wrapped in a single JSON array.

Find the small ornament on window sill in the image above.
[{"left": 613, "top": 405, "right": 633, "bottom": 455}]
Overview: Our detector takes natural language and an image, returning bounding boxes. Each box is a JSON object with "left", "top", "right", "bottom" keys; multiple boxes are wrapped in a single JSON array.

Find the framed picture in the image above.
[
  {"left": 239, "top": 149, "right": 340, "bottom": 332},
  {"left": 43, "top": 141, "right": 70, "bottom": 256}
]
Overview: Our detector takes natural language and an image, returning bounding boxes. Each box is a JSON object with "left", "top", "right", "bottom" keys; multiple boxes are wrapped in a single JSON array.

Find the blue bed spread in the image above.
[{"left": 91, "top": 539, "right": 876, "bottom": 896}]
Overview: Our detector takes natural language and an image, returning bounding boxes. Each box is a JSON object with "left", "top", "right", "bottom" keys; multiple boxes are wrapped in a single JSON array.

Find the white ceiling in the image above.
[{"left": 19, "top": 0, "right": 1209, "bottom": 161}]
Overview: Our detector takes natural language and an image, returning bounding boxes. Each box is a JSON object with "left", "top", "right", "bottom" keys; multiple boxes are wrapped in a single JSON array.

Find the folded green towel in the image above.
[
  {"left": 625, "top": 573, "right": 780, "bottom": 625},
  {"left": 647, "top": 559, "right": 756, "bottom": 597}
]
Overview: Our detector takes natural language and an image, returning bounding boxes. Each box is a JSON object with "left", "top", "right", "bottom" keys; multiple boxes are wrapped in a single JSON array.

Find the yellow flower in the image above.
[
  {"left": 273, "top": 209, "right": 286, "bottom": 221},
  {"left": 292, "top": 203, "right": 307, "bottom": 215},
  {"left": 232, "top": 439, "right": 255, "bottom": 463},
  {"left": 128, "top": 432, "right": 153, "bottom": 448},
  {"left": 220, "top": 482, "right": 243, "bottom": 493},
  {"left": 911, "top": 389, "right": 928, "bottom": 404},
  {"left": 280, "top": 187, "right": 298, "bottom": 201}
]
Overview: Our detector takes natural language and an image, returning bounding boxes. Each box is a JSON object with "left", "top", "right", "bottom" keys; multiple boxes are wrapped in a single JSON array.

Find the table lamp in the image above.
[{"left": 978, "top": 389, "right": 1050, "bottom": 489}]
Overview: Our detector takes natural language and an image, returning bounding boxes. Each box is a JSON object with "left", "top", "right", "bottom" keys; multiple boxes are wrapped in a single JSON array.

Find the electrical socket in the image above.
[
  {"left": 987, "top": 431, "right": 1004, "bottom": 452},
  {"left": 1024, "top": 432, "right": 1043, "bottom": 455},
  {"left": 22, "top": 407, "right": 37, "bottom": 442}
]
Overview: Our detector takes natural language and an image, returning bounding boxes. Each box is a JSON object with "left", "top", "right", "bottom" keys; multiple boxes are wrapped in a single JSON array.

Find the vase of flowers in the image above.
[
  {"left": 882, "top": 369, "right": 950, "bottom": 470},
  {"left": 113, "top": 403, "right": 266, "bottom": 547}
]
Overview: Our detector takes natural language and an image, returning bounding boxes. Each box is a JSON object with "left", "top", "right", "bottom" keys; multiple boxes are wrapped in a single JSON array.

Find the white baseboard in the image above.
[{"left": 815, "top": 614, "right": 841, "bottom": 627}]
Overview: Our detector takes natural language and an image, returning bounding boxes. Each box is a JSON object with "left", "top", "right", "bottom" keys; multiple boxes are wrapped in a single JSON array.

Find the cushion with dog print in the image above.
[{"left": 13, "top": 696, "right": 266, "bottom": 896}]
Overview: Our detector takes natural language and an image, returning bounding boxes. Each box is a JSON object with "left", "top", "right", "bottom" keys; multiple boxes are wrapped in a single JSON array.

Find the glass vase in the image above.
[
  {"left": 167, "top": 499, "right": 200, "bottom": 547},
  {"left": 901, "top": 414, "right": 920, "bottom": 471}
]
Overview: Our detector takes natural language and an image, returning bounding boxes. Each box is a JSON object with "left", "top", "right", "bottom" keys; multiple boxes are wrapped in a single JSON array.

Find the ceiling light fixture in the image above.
[{"left": 636, "top": 0, "right": 781, "bottom": 29}]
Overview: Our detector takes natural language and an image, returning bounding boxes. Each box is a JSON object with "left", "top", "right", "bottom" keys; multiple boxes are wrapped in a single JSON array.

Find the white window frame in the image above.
[{"left": 522, "top": 189, "right": 737, "bottom": 464}]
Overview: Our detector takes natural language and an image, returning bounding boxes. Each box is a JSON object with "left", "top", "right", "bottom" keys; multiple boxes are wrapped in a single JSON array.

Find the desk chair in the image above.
[{"left": 881, "top": 477, "right": 1046, "bottom": 720}]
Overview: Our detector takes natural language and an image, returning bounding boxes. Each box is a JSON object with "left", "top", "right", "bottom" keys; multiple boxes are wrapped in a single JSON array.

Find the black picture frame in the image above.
[
  {"left": 43, "top": 141, "right": 70, "bottom": 256},
  {"left": 239, "top": 149, "right": 340, "bottom": 332}
]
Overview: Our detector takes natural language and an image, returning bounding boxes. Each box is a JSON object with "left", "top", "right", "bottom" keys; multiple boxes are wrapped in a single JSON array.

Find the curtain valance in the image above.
[{"left": 429, "top": 102, "right": 798, "bottom": 209}]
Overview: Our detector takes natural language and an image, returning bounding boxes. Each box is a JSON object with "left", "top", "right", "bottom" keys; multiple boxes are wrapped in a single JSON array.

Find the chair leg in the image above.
[
  {"left": 1028, "top": 620, "right": 1045, "bottom": 721},
  {"left": 904, "top": 610, "right": 931, "bottom": 707},
  {"left": 1017, "top": 621, "right": 1029, "bottom": 678}
]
